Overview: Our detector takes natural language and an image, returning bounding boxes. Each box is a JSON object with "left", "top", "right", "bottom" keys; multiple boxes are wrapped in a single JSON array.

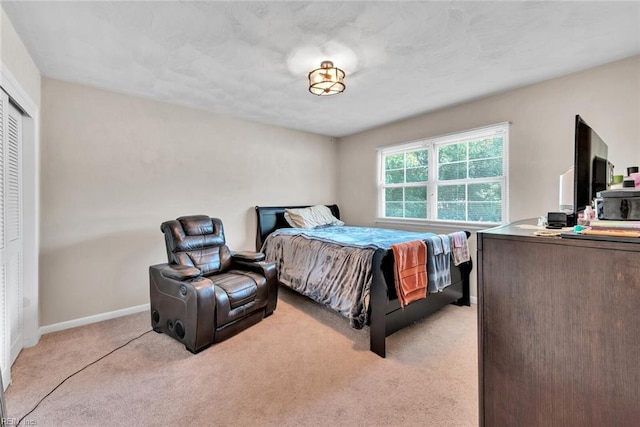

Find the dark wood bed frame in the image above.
[{"left": 255, "top": 204, "right": 472, "bottom": 358}]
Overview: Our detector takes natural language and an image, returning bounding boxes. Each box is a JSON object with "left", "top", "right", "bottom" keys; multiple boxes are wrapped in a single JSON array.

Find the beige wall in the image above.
[
  {"left": 337, "top": 55, "right": 640, "bottom": 297},
  {"left": 40, "top": 78, "right": 336, "bottom": 326}
]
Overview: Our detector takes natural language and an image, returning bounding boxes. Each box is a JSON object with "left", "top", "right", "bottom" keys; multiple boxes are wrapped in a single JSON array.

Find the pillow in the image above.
[
  {"left": 283, "top": 211, "right": 297, "bottom": 228},
  {"left": 284, "top": 205, "right": 344, "bottom": 228}
]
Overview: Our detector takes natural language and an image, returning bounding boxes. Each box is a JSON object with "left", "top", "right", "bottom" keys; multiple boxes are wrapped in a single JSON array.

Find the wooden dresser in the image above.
[{"left": 477, "top": 219, "right": 639, "bottom": 426}]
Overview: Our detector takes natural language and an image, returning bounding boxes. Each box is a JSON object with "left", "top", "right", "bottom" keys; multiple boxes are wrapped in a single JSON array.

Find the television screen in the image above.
[{"left": 573, "top": 115, "right": 608, "bottom": 214}]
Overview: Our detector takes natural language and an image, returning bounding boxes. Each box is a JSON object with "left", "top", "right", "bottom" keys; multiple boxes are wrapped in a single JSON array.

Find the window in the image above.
[{"left": 378, "top": 123, "right": 509, "bottom": 224}]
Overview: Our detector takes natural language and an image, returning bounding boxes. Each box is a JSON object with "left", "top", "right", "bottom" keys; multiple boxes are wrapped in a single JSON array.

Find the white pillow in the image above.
[
  {"left": 284, "top": 205, "right": 344, "bottom": 228},
  {"left": 283, "top": 211, "right": 297, "bottom": 228}
]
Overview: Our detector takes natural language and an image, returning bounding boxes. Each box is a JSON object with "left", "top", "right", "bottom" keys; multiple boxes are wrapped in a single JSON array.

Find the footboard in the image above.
[{"left": 368, "top": 234, "right": 473, "bottom": 358}]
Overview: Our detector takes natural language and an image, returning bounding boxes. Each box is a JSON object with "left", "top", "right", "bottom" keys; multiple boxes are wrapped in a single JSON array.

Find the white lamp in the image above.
[{"left": 559, "top": 166, "right": 574, "bottom": 214}]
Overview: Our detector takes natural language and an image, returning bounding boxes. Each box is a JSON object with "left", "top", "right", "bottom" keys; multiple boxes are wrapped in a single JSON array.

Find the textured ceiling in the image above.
[{"left": 3, "top": 1, "right": 640, "bottom": 137}]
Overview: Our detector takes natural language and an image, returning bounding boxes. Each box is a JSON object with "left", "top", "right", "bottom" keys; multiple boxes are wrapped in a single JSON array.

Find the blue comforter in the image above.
[{"left": 270, "top": 225, "right": 437, "bottom": 249}]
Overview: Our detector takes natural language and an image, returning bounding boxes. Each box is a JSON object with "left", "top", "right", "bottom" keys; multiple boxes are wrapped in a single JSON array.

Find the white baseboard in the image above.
[
  {"left": 40, "top": 304, "right": 150, "bottom": 335},
  {"left": 38, "top": 296, "right": 475, "bottom": 336}
]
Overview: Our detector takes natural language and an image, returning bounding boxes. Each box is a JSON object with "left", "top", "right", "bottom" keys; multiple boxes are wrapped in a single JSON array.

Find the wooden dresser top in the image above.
[{"left": 478, "top": 218, "right": 640, "bottom": 253}]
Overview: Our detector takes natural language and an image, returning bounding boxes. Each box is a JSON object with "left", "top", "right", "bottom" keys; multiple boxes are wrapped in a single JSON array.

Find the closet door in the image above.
[
  {"left": 6, "top": 98, "right": 23, "bottom": 366},
  {"left": 0, "top": 90, "right": 24, "bottom": 385}
]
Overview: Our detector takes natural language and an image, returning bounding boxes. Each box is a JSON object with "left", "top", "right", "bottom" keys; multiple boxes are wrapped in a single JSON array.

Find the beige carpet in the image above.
[{"left": 6, "top": 287, "right": 478, "bottom": 426}]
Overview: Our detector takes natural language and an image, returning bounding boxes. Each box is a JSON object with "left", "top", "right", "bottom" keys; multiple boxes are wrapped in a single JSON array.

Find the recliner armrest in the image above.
[
  {"left": 231, "top": 251, "right": 266, "bottom": 262},
  {"left": 149, "top": 264, "right": 216, "bottom": 353},
  {"left": 161, "top": 264, "right": 202, "bottom": 281}
]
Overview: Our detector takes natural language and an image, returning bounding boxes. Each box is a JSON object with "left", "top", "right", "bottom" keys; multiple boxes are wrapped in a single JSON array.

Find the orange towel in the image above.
[{"left": 391, "top": 240, "right": 428, "bottom": 308}]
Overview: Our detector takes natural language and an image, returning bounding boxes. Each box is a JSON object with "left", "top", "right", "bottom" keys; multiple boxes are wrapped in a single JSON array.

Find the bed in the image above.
[{"left": 255, "top": 204, "right": 472, "bottom": 358}]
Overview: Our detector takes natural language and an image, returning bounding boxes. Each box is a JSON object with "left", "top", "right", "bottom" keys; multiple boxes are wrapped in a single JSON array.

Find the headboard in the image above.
[{"left": 254, "top": 204, "right": 340, "bottom": 251}]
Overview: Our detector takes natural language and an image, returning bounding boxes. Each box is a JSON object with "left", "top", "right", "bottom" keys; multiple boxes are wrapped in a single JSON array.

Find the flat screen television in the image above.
[{"left": 573, "top": 115, "right": 609, "bottom": 215}]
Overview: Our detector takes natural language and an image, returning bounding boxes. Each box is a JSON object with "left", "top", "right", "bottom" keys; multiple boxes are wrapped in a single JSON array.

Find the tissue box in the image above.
[{"left": 596, "top": 190, "right": 640, "bottom": 220}]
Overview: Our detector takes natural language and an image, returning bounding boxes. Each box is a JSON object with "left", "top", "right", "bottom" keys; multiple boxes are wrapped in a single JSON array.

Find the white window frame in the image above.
[{"left": 376, "top": 122, "right": 509, "bottom": 230}]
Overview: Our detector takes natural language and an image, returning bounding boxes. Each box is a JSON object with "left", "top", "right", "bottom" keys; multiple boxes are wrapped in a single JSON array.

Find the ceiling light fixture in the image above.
[{"left": 308, "top": 61, "right": 345, "bottom": 96}]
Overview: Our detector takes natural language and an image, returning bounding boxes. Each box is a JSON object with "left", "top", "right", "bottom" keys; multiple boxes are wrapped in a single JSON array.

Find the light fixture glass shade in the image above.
[{"left": 308, "top": 61, "right": 345, "bottom": 96}]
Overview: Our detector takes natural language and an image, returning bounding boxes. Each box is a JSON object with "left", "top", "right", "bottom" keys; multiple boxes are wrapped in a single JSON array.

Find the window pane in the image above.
[
  {"left": 469, "top": 158, "right": 502, "bottom": 178},
  {"left": 385, "top": 153, "right": 404, "bottom": 170},
  {"left": 385, "top": 187, "right": 403, "bottom": 202},
  {"left": 469, "top": 137, "right": 503, "bottom": 160},
  {"left": 405, "top": 202, "right": 427, "bottom": 218},
  {"left": 437, "top": 202, "right": 466, "bottom": 221},
  {"left": 385, "top": 202, "right": 403, "bottom": 217},
  {"left": 439, "top": 143, "right": 466, "bottom": 163},
  {"left": 468, "top": 202, "right": 502, "bottom": 222},
  {"left": 406, "top": 186, "right": 427, "bottom": 201},
  {"left": 439, "top": 162, "right": 467, "bottom": 180},
  {"left": 385, "top": 169, "right": 404, "bottom": 184},
  {"left": 406, "top": 149, "right": 428, "bottom": 167},
  {"left": 380, "top": 123, "right": 507, "bottom": 223},
  {"left": 468, "top": 183, "right": 502, "bottom": 202},
  {"left": 406, "top": 167, "right": 427, "bottom": 183},
  {"left": 438, "top": 184, "right": 465, "bottom": 201}
]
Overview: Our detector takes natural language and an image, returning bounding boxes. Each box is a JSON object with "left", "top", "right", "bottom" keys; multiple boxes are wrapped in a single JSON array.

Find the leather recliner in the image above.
[{"left": 149, "top": 215, "right": 278, "bottom": 353}]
